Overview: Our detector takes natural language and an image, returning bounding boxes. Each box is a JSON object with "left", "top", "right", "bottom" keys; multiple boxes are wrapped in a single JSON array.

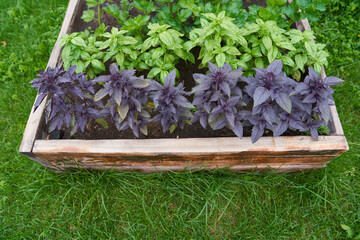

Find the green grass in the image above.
[{"left": 0, "top": 0, "right": 359, "bottom": 238}]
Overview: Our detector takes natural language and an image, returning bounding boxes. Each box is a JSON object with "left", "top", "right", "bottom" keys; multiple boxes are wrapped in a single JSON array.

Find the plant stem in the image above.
[
  {"left": 168, "top": 2, "right": 173, "bottom": 19},
  {"left": 97, "top": 4, "right": 101, "bottom": 26}
]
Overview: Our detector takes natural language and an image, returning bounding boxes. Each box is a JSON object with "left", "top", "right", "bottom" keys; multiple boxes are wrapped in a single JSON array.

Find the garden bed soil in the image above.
[{"left": 50, "top": 0, "right": 301, "bottom": 140}]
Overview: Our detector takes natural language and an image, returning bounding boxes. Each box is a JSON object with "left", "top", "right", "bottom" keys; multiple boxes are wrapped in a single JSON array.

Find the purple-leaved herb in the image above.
[
  {"left": 149, "top": 70, "right": 194, "bottom": 133},
  {"left": 192, "top": 62, "right": 248, "bottom": 138},
  {"left": 290, "top": 68, "right": 343, "bottom": 124},
  {"left": 30, "top": 64, "right": 102, "bottom": 135},
  {"left": 241, "top": 60, "right": 343, "bottom": 142},
  {"left": 31, "top": 60, "right": 343, "bottom": 142},
  {"left": 93, "top": 63, "right": 151, "bottom": 137}
]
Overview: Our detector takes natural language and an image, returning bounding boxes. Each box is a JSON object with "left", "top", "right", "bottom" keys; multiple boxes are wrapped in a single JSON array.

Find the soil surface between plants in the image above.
[{"left": 46, "top": 0, "right": 306, "bottom": 140}]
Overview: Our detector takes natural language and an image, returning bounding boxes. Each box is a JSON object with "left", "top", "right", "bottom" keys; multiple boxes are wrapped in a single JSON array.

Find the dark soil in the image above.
[
  {"left": 242, "top": 0, "right": 267, "bottom": 9},
  {"left": 47, "top": 0, "right": 305, "bottom": 140}
]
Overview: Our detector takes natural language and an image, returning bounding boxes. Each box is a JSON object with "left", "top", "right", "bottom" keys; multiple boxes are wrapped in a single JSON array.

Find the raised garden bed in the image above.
[{"left": 19, "top": 0, "right": 349, "bottom": 172}]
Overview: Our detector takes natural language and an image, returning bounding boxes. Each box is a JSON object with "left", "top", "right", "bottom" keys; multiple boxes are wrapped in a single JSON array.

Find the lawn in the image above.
[{"left": 0, "top": 0, "right": 359, "bottom": 238}]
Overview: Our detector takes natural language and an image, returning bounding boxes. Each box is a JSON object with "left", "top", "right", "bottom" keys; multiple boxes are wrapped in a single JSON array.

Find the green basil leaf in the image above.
[
  {"left": 116, "top": 53, "right": 125, "bottom": 66},
  {"left": 295, "top": 54, "right": 307, "bottom": 71},
  {"left": 227, "top": 47, "right": 241, "bottom": 56},
  {"left": 314, "top": 63, "right": 322, "bottom": 74},
  {"left": 216, "top": 53, "right": 226, "bottom": 67},
  {"left": 81, "top": 9, "right": 95, "bottom": 23},
  {"left": 61, "top": 45, "right": 72, "bottom": 62},
  {"left": 159, "top": 31, "right": 174, "bottom": 48},
  {"left": 148, "top": 67, "right": 161, "bottom": 79},
  {"left": 122, "top": 36, "right": 138, "bottom": 45},
  {"left": 240, "top": 53, "right": 252, "bottom": 63},
  {"left": 91, "top": 59, "right": 105, "bottom": 71},
  {"left": 262, "top": 36, "right": 273, "bottom": 50},
  {"left": 71, "top": 37, "right": 87, "bottom": 47},
  {"left": 255, "top": 58, "right": 264, "bottom": 68},
  {"left": 81, "top": 51, "right": 91, "bottom": 61},
  {"left": 281, "top": 56, "right": 295, "bottom": 67},
  {"left": 305, "top": 41, "right": 317, "bottom": 57},
  {"left": 267, "top": 46, "right": 278, "bottom": 63},
  {"left": 277, "top": 41, "right": 296, "bottom": 51},
  {"left": 85, "top": 0, "right": 98, "bottom": 8}
]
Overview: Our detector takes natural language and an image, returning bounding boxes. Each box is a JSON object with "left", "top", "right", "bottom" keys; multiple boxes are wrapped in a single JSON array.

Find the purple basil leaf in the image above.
[
  {"left": 310, "top": 127, "right": 319, "bottom": 140},
  {"left": 200, "top": 115, "right": 208, "bottom": 129},
  {"left": 213, "top": 118, "right": 227, "bottom": 130},
  {"left": 251, "top": 124, "right": 264, "bottom": 143},
  {"left": 324, "top": 76, "right": 344, "bottom": 86},
  {"left": 273, "top": 120, "right": 288, "bottom": 137},
  {"left": 33, "top": 93, "right": 48, "bottom": 111},
  {"left": 253, "top": 86, "right": 271, "bottom": 107},
  {"left": 232, "top": 121, "right": 243, "bottom": 138},
  {"left": 318, "top": 100, "right": 331, "bottom": 123},
  {"left": 275, "top": 92, "right": 292, "bottom": 113},
  {"left": 164, "top": 70, "right": 176, "bottom": 88},
  {"left": 225, "top": 111, "right": 235, "bottom": 128},
  {"left": 267, "top": 60, "right": 283, "bottom": 75}
]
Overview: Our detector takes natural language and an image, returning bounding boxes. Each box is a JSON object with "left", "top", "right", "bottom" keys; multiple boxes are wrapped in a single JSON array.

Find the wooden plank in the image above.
[
  {"left": 33, "top": 135, "right": 348, "bottom": 172},
  {"left": 19, "top": 0, "right": 81, "bottom": 154},
  {"left": 21, "top": 152, "right": 64, "bottom": 172},
  {"left": 33, "top": 136, "right": 348, "bottom": 155},
  {"left": 45, "top": 162, "right": 329, "bottom": 173}
]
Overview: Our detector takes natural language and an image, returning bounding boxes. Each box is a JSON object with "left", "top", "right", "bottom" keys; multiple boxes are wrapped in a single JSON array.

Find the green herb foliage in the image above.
[
  {"left": 186, "top": 12, "right": 328, "bottom": 78},
  {"left": 141, "top": 23, "right": 194, "bottom": 83},
  {"left": 59, "top": 27, "right": 107, "bottom": 78},
  {"left": 152, "top": 0, "right": 248, "bottom": 35},
  {"left": 82, "top": 0, "right": 133, "bottom": 26},
  {"left": 101, "top": 27, "right": 139, "bottom": 70},
  {"left": 81, "top": 0, "right": 108, "bottom": 25},
  {"left": 185, "top": 11, "right": 245, "bottom": 69},
  {"left": 59, "top": 26, "right": 141, "bottom": 78}
]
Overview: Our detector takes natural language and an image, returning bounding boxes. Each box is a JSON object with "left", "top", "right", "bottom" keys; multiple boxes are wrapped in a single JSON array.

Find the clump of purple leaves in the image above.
[
  {"left": 290, "top": 68, "right": 343, "bottom": 124},
  {"left": 149, "top": 70, "right": 194, "bottom": 133},
  {"left": 241, "top": 60, "right": 300, "bottom": 142},
  {"left": 241, "top": 60, "right": 343, "bottom": 142},
  {"left": 191, "top": 63, "right": 249, "bottom": 138},
  {"left": 30, "top": 64, "right": 102, "bottom": 134},
  {"left": 93, "top": 63, "right": 151, "bottom": 137}
]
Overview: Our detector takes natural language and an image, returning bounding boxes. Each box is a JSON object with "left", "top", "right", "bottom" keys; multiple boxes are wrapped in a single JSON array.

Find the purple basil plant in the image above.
[
  {"left": 31, "top": 60, "right": 343, "bottom": 142},
  {"left": 93, "top": 63, "right": 151, "bottom": 137},
  {"left": 191, "top": 62, "right": 249, "bottom": 138},
  {"left": 241, "top": 60, "right": 343, "bottom": 142},
  {"left": 149, "top": 70, "right": 194, "bottom": 133},
  {"left": 30, "top": 64, "right": 102, "bottom": 135}
]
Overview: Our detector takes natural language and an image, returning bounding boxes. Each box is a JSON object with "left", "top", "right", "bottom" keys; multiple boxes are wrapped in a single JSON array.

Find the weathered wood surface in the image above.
[
  {"left": 32, "top": 136, "right": 348, "bottom": 172},
  {"left": 19, "top": 0, "right": 81, "bottom": 168},
  {"left": 20, "top": 0, "right": 349, "bottom": 172},
  {"left": 34, "top": 163, "right": 329, "bottom": 173}
]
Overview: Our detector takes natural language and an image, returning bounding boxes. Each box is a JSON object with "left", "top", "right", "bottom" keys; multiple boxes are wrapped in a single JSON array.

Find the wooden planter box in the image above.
[{"left": 19, "top": 0, "right": 349, "bottom": 173}]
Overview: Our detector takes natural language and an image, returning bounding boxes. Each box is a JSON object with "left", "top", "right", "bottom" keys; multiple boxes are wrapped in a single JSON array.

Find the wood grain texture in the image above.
[
  {"left": 19, "top": 0, "right": 81, "bottom": 154},
  {"left": 33, "top": 136, "right": 348, "bottom": 172},
  {"left": 21, "top": 152, "right": 64, "bottom": 172},
  {"left": 38, "top": 163, "right": 329, "bottom": 173},
  {"left": 33, "top": 136, "right": 348, "bottom": 154}
]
